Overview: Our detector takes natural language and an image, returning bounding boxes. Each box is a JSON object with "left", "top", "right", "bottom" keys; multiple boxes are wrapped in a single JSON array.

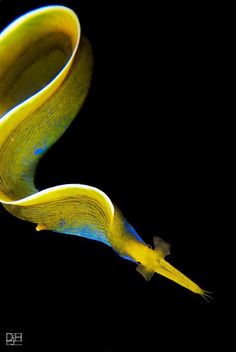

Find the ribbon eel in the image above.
[{"left": 0, "top": 6, "right": 210, "bottom": 299}]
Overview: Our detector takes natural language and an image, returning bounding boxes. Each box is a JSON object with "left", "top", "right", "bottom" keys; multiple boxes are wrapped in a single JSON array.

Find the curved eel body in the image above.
[{"left": 0, "top": 6, "right": 209, "bottom": 298}]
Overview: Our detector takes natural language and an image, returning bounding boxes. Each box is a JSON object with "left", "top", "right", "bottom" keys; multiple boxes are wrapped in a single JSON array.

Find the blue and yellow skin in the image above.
[{"left": 0, "top": 6, "right": 210, "bottom": 299}]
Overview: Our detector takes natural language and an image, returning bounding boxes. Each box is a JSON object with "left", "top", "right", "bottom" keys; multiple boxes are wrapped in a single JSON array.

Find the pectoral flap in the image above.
[
  {"left": 136, "top": 264, "right": 154, "bottom": 281},
  {"left": 153, "top": 236, "right": 171, "bottom": 258}
]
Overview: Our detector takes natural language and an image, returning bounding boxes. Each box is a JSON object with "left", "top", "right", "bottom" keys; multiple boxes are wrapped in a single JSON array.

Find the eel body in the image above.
[{"left": 0, "top": 6, "right": 209, "bottom": 298}]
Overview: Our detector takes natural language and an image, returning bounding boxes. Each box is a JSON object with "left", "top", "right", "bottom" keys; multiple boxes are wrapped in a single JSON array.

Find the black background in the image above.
[{"left": 0, "top": 0, "right": 233, "bottom": 351}]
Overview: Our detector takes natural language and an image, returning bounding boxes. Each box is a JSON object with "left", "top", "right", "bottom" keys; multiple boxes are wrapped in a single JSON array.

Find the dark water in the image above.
[{"left": 0, "top": 0, "right": 232, "bottom": 350}]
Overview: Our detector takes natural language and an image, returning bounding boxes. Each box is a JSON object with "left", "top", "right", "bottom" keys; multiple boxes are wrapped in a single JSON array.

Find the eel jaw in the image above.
[
  {"left": 155, "top": 258, "right": 203, "bottom": 294},
  {"left": 155, "top": 258, "right": 212, "bottom": 301}
]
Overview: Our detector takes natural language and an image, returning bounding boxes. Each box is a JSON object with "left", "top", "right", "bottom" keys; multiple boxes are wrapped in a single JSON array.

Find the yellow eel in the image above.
[{"left": 0, "top": 6, "right": 210, "bottom": 299}]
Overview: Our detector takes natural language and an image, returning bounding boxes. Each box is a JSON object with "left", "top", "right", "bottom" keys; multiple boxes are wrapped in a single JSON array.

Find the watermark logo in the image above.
[{"left": 6, "top": 333, "right": 23, "bottom": 346}]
